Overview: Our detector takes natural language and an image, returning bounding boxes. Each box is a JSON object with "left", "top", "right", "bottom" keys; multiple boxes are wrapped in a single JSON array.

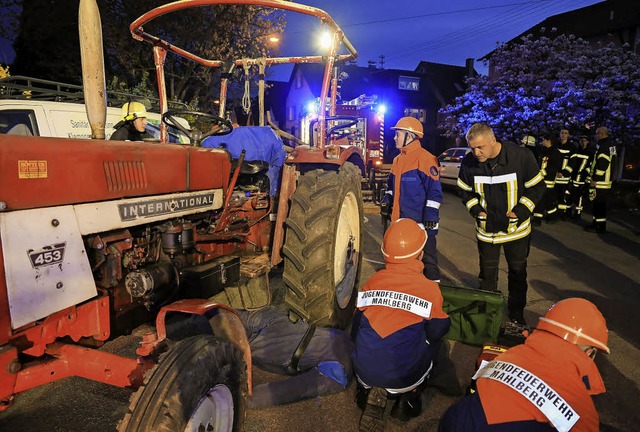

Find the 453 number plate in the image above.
[{"left": 28, "top": 243, "right": 67, "bottom": 268}]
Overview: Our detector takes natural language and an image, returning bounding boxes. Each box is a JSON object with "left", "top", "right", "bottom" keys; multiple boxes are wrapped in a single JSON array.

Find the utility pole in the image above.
[{"left": 378, "top": 55, "right": 385, "bottom": 69}]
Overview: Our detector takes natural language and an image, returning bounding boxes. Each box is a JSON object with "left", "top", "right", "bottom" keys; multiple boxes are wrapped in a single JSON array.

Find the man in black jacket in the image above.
[
  {"left": 555, "top": 128, "right": 576, "bottom": 219},
  {"left": 110, "top": 101, "right": 153, "bottom": 141},
  {"left": 457, "top": 123, "right": 545, "bottom": 325},
  {"left": 566, "top": 135, "right": 595, "bottom": 219},
  {"left": 532, "top": 133, "right": 563, "bottom": 226},
  {"left": 585, "top": 126, "right": 614, "bottom": 233}
]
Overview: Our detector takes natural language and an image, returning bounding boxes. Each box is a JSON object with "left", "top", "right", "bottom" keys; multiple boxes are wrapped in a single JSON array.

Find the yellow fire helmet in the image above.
[{"left": 121, "top": 101, "right": 147, "bottom": 122}]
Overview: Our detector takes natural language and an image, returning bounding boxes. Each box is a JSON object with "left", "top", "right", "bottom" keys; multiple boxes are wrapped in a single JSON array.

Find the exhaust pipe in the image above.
[{"left": 79, "top": 0, "right": 107, "bottom": 139}]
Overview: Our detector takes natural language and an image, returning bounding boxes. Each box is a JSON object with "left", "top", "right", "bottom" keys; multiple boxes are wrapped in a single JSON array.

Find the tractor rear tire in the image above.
[
  {"left": 283, "top": 162, "right": 363, "bottom": 328},
  {"left": 118, "top": 335, "right": 247, "bottom": 432}
]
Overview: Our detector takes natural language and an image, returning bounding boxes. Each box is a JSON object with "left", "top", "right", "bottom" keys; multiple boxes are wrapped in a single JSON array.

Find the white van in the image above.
[
  {"left": 0, "top": 76, "right": 189, "bottom": 143},
  {"left": 0, "top": 99, "right": 189, "bottom": 143}
]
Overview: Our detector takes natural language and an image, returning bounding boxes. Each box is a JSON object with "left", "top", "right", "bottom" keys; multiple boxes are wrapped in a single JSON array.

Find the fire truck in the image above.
[{"left": 300, "top": 94, "right": 389, "bottom": 202}]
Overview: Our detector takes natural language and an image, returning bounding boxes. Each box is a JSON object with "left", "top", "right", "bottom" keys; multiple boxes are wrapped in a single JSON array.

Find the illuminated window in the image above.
[
  {"left": 403, "top": 108, "right": 426, "bottom": 123},
  {"left": 288, "top": 105, "right": 296, "bottom": 121},
  {"left": 398, "top": 76, "right": 420, "bottom": 91}
]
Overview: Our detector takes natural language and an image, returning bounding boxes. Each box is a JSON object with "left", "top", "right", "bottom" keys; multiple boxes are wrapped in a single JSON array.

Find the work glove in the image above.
[
  {"left": 380, "top": 194, "right": 392, "bottom": 219},
  {"left": 422, "top": 220, "right": 438, "bottom": 231}
]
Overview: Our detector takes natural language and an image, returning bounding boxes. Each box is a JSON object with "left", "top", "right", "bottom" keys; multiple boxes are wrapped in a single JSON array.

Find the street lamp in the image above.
[{"left": 318, "top": 31, "right": 332, "bottom": 51}]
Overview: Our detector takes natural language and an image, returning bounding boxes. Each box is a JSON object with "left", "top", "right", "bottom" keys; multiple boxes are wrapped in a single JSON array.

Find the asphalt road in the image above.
[{"left": 1, "top": 189, "right": 638, "bottom": 431}]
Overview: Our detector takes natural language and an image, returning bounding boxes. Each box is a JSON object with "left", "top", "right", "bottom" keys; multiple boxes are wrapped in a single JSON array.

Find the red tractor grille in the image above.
[{"left": 103, "top": 160, "right": 148, "bottom": 192}]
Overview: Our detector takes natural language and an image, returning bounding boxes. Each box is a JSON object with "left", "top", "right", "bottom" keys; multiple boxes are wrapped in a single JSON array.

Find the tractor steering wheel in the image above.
[
  {"left": 326, "top": 116, "right": 359, "bottom": 139},
  {"left": 162, "top": 110, "right": 233, "bottom": 146}
]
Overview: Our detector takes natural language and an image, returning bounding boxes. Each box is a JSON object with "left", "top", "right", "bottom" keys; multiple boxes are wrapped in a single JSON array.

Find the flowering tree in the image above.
[
  {"left": 0, "top": 0, "right": 285, "bottom": 109},
  {"left": 440, "top": 30, "right": 640, "bottom": 145}
]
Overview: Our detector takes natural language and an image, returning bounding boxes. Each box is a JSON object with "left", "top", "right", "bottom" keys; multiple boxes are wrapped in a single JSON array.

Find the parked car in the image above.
[{"left": 438, "top": 147, "right": 471, "bottom": 186}]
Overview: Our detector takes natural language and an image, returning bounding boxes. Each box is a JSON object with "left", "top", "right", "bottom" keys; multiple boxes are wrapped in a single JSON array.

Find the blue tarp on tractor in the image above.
[{"left": 202, "top": 126, "right": 287, "bottom": 196}]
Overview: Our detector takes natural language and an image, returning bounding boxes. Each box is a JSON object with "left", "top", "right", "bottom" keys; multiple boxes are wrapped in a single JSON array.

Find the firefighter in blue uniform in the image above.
[
  {"left": 352, "top": 218, "right": 450, "bottom": 429},
  {"left": 380, "top": 116, "right": 443, "bottom": 281}
]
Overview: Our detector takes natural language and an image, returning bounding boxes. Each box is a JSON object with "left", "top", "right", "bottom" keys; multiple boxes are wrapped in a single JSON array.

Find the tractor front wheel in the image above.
[
  {"left": 283, "top": 162, "right": 363, "bottom": 328},
  {"left": 118, "top": 335, "right": 247, "bottom": 432}
]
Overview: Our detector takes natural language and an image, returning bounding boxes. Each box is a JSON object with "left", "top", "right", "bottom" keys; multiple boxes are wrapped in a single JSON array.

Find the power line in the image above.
[
  {"left": 429, "top": 0, "right": 585, "bottom": 52},
  {"left": 386, "top": 0, "right": 597, "bottom": 63},
  {"left": 339, "top": 0, "right": 558, "bottom": 28},
  {"left": 284, "top": 0, "right": 558, "bottom": 35},
  {"left": 387, "top": 0, "right": 545, "bottom": 61}
]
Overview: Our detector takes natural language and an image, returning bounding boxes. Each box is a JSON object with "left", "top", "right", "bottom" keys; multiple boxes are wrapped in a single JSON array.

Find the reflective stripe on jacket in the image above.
[
  {"left": 351, "top": 259, "right": 450, "bottom": 390},
  {"left": 590, "top": 143, "right": 612, "bottom": 190},
  {"left": 568, "top": 146, "right": 595, "bottom": 185},
  {"left": 476, "top": 331, "right": 605, "bottom": 432},
  {"left": 555, "top": 142, "right": 575, "bottom": 185},
  {"left": 388, "top": 140, "right": 442, "bottom": 233},
  {"left": 458, "top": 142, "right": 545, "bottom": 244}
]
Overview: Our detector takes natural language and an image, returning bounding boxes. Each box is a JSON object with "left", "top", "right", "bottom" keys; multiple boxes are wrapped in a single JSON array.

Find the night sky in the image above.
[
  {"left": 269, "top": 0, "right": 602, "bottom": 80},
  {"left": 0, "top": 0, "right": 603, "bottom": 80}
]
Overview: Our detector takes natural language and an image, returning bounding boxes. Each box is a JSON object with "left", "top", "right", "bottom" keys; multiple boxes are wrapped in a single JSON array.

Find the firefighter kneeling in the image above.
[
  {"left": 439, "top": 298, "right": 609, "bottom": 432},
  {"left": 352, "top": 218, "right": 451, "bottom": 429}
]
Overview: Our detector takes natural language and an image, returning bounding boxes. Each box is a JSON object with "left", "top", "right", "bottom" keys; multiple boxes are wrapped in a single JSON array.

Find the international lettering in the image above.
[{"left": 118, "top": 193, "right": 215, "bottom": 221}]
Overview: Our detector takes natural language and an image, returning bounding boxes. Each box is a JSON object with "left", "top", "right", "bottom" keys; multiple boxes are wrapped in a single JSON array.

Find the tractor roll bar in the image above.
[
  {"left": 129, "top": 0, "right": 358, "bottom": 67},
  {"left": 130, "top": 0, "right": 358, "bottom": 148}
]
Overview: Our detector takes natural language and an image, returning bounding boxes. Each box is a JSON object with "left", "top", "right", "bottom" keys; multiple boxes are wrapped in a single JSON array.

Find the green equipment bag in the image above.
[{"left": 439, "top": 283, "right": 505, "bottom": 346}]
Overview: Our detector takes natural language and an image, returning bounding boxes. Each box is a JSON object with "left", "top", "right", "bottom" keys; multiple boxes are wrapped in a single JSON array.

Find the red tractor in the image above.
[{"left": 0, "top": 1, "right": 363, "bottom": 430}]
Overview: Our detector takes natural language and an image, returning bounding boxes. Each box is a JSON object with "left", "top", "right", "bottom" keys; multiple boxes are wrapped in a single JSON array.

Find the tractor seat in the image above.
[{"left": 231, "top": 159, "right": 270, "bottom": 175}]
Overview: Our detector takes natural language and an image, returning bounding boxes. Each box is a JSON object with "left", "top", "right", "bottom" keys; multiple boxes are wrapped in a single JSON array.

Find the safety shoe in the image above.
[
  {"left": 389, "top": 390, "right": 422, "bottom": 422},
  {"left": 359, "top": 387, "right": 387, "bottom": 432},
  {"left": 509, "top": 311, "right": 527, "bottom": 326}
]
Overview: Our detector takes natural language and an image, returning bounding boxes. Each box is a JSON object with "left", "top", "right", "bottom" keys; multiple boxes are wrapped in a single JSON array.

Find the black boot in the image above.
[
  {"left": 389, "top": 390, "right": 422, "bottom": 421},
  {"left": 509, "top": 310, "right": 527, "bottom": 326},
  {"left": 359, "top": 387, "right": 387, "bottom": 431},
  {"left": 356, "top": 384, "right": 370, "bottom": 411}
]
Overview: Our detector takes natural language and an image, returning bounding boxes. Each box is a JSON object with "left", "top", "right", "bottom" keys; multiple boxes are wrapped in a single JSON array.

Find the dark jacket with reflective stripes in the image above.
[
  {"left": 555, "top": 141, "right": 576, "bottom": 184},
  {"left": 590, "top": 139, "right": 613, "bottom": 190},
  {"left": 458, "top": 142, "right": 545, "bottom": 244},
  {"left": 566, "top": 145, "right": 595, "bottom": 185},
  {"left": 538, "top": 145, "right": 563, "bottom": 186}
]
